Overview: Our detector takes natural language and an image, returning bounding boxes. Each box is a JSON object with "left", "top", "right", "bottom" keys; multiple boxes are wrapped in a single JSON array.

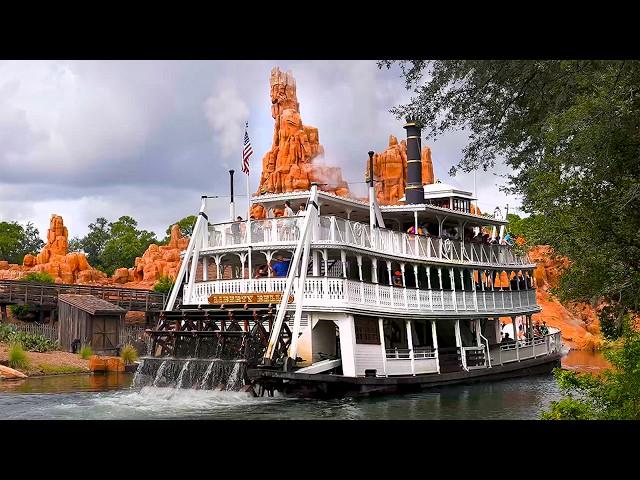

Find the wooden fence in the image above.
[
  {"left": 10, "top": 323, "right": 59, "bottom": 342},
  {"left": 0, "top": 280, "right": 168, "bottom": 311}
]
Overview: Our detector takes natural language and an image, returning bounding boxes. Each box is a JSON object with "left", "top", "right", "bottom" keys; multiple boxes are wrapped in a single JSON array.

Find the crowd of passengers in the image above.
[
  {"left": 407, "top": 224, "right": 517, "bottom": 246},
  {"left": 500, "top": 320, "right": 550, "bottom": 344}
]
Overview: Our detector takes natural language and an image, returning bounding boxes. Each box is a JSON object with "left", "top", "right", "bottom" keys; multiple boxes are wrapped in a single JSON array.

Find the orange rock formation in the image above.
[
  {"left": 128, "top": 224, "right": 189, "bottom": 286},
  {"left": 256, "top": 67, "right": 349, "bottom": 198},
  {"left": 366, "top": 135, "right": 435, "bottom": 205},
  {"left": 0, "top": 214, "right": 106, "bottom": 284},
  {"left": 528, "top": 245, "right": 602, "bottom": 350},
  {"left": 0, "top": 216, "right": 190, "bottom": 290}
]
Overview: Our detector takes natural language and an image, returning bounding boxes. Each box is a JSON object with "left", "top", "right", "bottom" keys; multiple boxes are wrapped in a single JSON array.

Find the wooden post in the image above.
[{"left": 0, "top": 304, "right": 7, "bottom": 322}]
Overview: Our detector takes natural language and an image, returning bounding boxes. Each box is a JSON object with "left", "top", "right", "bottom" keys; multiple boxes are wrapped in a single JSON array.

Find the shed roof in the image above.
[{"left": 58, "top": 294, "right": 125, "bottom": 315}]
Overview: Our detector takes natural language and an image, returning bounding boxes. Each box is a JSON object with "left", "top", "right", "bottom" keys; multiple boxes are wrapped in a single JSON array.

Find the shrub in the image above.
[
  {"left": 9, "top": 304, "right": 32, "bottom": 322},
  {"left": 8, "top": 342, "right": 29, "bottom": 370},
  {"left": 153, "top": 275, "right": 174, "bottom": 294},
  {"left": 79, "top": 345, "right": 93, "bottom": 360},
  {"left": 120, "top": 344, "right": 139, "bottom": 365},
  {"left": 21, "top": 271, "right": 55, "bottom": 283},
  {"left": 0, "top": 323, "right": 16, "bottom": 342}
]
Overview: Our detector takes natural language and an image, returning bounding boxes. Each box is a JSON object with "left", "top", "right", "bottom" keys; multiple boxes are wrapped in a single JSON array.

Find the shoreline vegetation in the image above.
[{"left": 0, "top": 341, "right": 90, "bottom": 377}]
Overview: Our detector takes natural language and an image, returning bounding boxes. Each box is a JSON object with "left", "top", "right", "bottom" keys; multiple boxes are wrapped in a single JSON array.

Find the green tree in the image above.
[
  {"left": 542, "top": 326, "right": 640, "bottom": 420},
  {"left": 20, "top": 222, "right": 44, "bottom": 256},
  {"left": 101, "top": 216, "right": 157, "bottom": 275},
  {"left": 163, "top": 215, "right": 197, "bottom": 243},
  {"left": 68, "top": 236, "right": 83, "bottom": 253},
  {"left": 0, "top": 221, "right": 26, "bottom": 264},
  {"left": 381, "top": 60, "right": 640, "bottom": 332},
  {"left": 0, "top": 221, "right": 44, "bottom": 264},
  {"left": 79, "top": 217, "right": 109, "bottom": 268}
]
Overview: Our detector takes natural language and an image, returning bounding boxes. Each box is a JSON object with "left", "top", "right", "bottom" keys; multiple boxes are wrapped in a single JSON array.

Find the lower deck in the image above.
[{"left": 249, "top": 352, "right": 562, "bottom": 398}]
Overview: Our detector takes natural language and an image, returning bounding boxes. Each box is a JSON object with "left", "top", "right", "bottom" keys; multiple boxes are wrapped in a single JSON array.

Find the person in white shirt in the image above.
[{"left": 283, "top": 201, "right": 295, "bottom": 217}]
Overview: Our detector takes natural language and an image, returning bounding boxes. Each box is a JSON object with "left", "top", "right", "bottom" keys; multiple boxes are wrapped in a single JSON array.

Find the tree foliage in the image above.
[
  {"left": 153, "top": 275, "right": 174, "bottom": 294},
  {"left": 381, "top": 60, "right": 640, "bottom": 328},
  {"left": 165, "top": 215, "right": 197, "bottom": 241},
  {"left": 542, "top": 326, "right": 640, "bottom": 420},
  {"left": 100, "top": 216, "right": 157, "bottom": 276},
  {"left": 0, "top": 221, "right": 44, "bottom": 264}
]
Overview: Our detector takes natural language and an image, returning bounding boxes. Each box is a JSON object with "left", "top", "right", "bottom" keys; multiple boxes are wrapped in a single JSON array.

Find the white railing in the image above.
[
  {"left": 491, "top": 328, "right": 562, "bottom": 366},
  {"left": 188, "top": 278, "right": 539, "bottom": 315},
  {"left": 205, "top": 215, "right": 531, "bottom": 267}
]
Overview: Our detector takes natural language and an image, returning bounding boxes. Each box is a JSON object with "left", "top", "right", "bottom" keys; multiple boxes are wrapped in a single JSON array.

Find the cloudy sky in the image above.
[{"left": 0, "top": 60, "right": 520, "bottom": 240}]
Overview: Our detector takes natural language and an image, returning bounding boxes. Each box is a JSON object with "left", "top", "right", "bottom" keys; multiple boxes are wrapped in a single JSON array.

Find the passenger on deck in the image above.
[
  {"left": 392, "top": 270, "right": 403, "bottom": 287},
  {"left": 269, "top": 255, "right": 291, "bottom": 278},
  {"left": 254, "top": 264, "right": 269, "bottom": 278},
  {"left": 283, "top": 201, "right": 295, "bottom": 217},
  {"left": 540, "top": 321, "right": 549, "bottom": 335},
  {"left": 502, "top": 332, "right": 514, "bottom": 344},
  {"left": 231, "top": 216, "right": 243, "bottom": 244}
]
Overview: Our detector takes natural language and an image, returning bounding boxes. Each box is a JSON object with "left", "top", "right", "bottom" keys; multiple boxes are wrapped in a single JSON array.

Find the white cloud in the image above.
[
  {"left": 203, "top": 79, "right": 250, "bottom": 159},
  {"left": 0, "top": 60, "right": 522, "bottom": 246}
]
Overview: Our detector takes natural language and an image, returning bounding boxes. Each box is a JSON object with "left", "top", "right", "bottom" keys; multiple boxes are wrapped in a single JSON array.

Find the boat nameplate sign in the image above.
[{"left": 208, "top": 292, "right": 294, "bottom": 305}]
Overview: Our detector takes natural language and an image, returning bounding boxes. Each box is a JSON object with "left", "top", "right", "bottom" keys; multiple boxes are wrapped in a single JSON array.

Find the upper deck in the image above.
[{"left": 200, "top": 190, "right": 529, "bottom": 269}]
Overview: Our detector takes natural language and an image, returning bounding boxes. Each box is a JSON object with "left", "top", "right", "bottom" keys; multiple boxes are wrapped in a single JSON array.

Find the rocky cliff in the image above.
[
  {"left": 366, "top": 134, "right": 435, "bottom": 205},
  {"left": 528, "top": 245, "right": 602, "bottom": 350},
  {"left": 0, "top": 215, "right": 106, "bottom": 284},
  {"left": 256, "top": 67, "right": 350, "bottom": 198},
  {"left": 0, "top": 216, "right": 190, "bottom": 290}
]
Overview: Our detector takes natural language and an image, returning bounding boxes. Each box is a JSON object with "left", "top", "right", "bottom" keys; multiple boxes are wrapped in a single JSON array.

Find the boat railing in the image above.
[
  {"left": 205, "top": 215, "right": 530, "bottom": 267},
  {"left": 385, "top": 347, "right": 436, "bottom": 360},
  {"left": 187, "top": 277, "right": 540, "bottom": 315}
]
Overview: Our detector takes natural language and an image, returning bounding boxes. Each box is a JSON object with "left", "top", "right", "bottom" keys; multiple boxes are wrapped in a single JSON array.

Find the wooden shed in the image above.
[{"left": 58, "top": 294, "right": 125, "bottom": 355}]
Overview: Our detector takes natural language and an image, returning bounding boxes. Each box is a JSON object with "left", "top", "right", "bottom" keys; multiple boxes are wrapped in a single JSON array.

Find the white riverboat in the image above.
[{"left": 144, "top": 122, "right": 562, "bottom": 398}]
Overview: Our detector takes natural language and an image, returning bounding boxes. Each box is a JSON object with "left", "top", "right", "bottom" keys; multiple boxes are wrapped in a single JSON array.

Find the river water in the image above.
[{"left": 0, "top": 350, "right": 608, "bottom": 420}]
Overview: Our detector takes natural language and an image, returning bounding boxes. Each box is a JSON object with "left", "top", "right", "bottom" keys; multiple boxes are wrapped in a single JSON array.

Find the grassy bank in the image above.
[{"left": 0, "top": 342, "right": 90, "bottom": 376}]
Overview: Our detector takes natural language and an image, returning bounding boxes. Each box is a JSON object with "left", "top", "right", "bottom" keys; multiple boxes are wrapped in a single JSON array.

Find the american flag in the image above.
[{"left": 242, "top": 122, "right": 253, "bottom": 174}]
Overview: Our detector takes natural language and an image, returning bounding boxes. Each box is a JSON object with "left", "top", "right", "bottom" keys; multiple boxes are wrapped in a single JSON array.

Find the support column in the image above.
[
  {"left": 202, "top": 256, "right": 208, "bottom": 281},
  {"left": 379, "top": 318, "right": 387, "bottom": 377},
  {"left": 1, "top": 304, "right": 7, "bottom": 322},
  {"left": 340, "top": 250, "right": 347, "bottom": 279},
  {"left": 459, "top": 268, "right": 466, "bottom": 310},
  {"left": 471, "top": 269, "right": 478, "bottom": 312},
  {"left": 437, "top": 267, "right": 444, "bottom": 309},
  {"left": 449, "top": 267, "right": 457, "bottom": 312},
  {"left": 413, "top": 264, "right": 421, "bottom": 309},
  {"left": 454, "top": 319, "right": 464, "bottom": 370},
  {"left": 337, "top": 316, "right": 357, "bottom": 377},
  {"left": 371, "top": 257, "right": 378, "bottom": 283},
  {"left": 513, "top": 315, "right": 520, "bottom": 361},
  {"left": 431, "top": 320, "right": 440, "bottom": 373},
  {"left": 386, "top": 260, "right": 392, "bottom": 286},
  {"left": 406, "top": 319, "right": 415, "bottom": 376},
  {"left": 312, "top": 250, "right": 320, "bottom": 276}
]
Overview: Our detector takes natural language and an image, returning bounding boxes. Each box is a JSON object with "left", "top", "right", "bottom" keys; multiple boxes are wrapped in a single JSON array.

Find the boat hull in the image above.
[{"left": 248, "top": 352, "right": 562, "bottom": 398}]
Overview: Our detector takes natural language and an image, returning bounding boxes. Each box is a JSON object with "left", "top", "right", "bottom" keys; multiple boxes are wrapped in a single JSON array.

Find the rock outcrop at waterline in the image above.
[{"left": 256, "top": 67, "right": 350, "bottom": 198}]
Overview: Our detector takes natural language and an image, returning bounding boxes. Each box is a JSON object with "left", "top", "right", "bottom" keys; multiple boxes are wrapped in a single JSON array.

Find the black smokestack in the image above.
[{"left": 403, "top": 121, "right": 423, "bottom": 204}]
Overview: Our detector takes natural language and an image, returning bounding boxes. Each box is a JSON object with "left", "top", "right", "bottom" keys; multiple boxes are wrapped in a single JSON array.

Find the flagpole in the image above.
[{"left": 245, "top": 121, "right": 252, "bottom": 288}]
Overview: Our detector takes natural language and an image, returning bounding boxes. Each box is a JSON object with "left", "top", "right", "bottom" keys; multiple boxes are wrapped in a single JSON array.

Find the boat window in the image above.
[{"left": 355, "top": 317, "right": 380, "bottom": 345}]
